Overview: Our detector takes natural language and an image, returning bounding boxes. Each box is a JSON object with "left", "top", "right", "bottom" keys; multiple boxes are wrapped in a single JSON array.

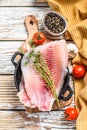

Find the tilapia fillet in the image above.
[{"left": 18, "top": 40, "right": 68, "bottom": 111}]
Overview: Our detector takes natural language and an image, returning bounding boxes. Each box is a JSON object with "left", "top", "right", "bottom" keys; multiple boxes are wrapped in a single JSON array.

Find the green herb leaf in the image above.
[
  {"left": 24, "top": 61, "right": 28, "bottom": 66},
  {"left": 29, "top": 39, "right": 34, "bottom": 46},
  {"left": 18, "top": 47, "right": 24, "bottom": 54},
  {"left": 27, "top": 49, "right": 60, "bottom": 108}
]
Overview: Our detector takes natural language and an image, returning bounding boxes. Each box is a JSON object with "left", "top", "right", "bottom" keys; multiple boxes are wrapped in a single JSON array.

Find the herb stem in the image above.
[{"left": 28, "top": 49, "right": 60, "bottom": 108}]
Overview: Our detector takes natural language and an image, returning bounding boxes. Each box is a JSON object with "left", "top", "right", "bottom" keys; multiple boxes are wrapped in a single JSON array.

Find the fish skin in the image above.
[{"left": 18, "top": 40, "right": 68, "bottom": 111}]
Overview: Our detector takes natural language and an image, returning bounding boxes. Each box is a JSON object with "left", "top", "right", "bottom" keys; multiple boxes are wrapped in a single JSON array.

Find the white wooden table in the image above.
[{"left": 0, "top": 0, "right": 76, "bottom": 129}]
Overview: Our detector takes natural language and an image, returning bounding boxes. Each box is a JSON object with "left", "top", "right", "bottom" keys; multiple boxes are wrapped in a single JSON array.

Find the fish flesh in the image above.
[{"left": 17, "top": 40, "right": 68, "bottom": 111}]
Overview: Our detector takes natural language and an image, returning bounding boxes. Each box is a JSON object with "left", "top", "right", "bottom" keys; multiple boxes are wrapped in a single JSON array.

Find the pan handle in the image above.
[
  {"left": 58, "top": 85, "right": 73, "bottom": 101},
  {"left": 11, "top": 51, "right": 23, "bottom": 67},
  {"left": 58, "top": 68, "right": 73, "bottom": 101}
]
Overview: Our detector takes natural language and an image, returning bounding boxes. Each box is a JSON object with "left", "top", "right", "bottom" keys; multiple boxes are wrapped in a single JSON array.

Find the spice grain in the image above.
[{"left": 44, "top": 12, "right": 66, "bottom": 34}]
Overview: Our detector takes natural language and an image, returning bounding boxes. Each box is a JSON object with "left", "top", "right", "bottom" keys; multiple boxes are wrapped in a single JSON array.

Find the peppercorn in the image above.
[{"left": 44, "top": 12, "right": 66, "bottom": 34}]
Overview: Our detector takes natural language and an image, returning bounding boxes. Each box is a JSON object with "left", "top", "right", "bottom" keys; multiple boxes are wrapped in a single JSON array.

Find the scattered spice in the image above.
[
  {"left": 44, "top": 12, "right": 66, "bottom": 34},
  {"left": 27, "top": 49, "right": 60, "bottom": 108}
]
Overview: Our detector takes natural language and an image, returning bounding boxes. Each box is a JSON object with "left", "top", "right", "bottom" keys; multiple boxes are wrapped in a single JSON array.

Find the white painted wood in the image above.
[
  {"left": 0, "top": 75, "right": 24, "bottom": 110},
  {"left": 0, "top": 0, "right": 48, "bottom": 6},
  {"left": 0, "top": 0, "right": 76, "bottom": 129},
  {"left": 0, "top": 111, "right": 76, "bottom": 129},
  {"left": 0, "top": 41, "right": 22, "bottom": 74},
  {"left": 0, "top": 7, "right": 51, "bottom": 40},
  {"left": 0, "top": 75, "right": 74, "bottom": 110},
  {"left": 0, "top": 41, "right": 74, "bottom": 74}
]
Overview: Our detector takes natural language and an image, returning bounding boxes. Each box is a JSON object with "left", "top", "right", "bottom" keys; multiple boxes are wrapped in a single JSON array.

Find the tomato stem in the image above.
[{"left": 37, "top": 34, "right": 42, "bottom": 40}]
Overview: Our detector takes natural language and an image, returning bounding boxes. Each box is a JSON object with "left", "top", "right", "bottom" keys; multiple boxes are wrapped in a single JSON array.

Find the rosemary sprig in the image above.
[{"left": 28, "top": 49, "right": 60, "bottom": 108}]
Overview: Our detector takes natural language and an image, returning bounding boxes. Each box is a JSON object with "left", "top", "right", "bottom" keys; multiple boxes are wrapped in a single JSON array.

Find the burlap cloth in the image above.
[{"left": 38, "top": 0, "right": 87, "bottom": 129}]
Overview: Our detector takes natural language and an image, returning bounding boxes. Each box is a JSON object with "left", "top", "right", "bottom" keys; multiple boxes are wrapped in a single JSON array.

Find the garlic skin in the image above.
[
  {"left": 67, "top": 43, "right": 78, "bottom": 59},
  {"left": 67, "top": 43, "right": 78, "bottom": 54}
]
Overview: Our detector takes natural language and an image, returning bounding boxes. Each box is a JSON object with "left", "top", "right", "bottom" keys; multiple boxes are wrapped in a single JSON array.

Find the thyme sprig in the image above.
[
  {"left": 18, "top": 47, "right": 24, "bottom": 54},
  {"left": 29, "top": 39, "right": 34, "bottom": 46},
  {"left": 28, "top": 49, "right": 60, "bottom": 108}
]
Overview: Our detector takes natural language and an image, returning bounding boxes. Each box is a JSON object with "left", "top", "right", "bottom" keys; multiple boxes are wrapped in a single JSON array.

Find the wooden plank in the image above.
[
  {"left": 0, "top": 75, "right": 24, "bottom": 110},
  {"left": 0, "top": 7, "right": 51, "bottom": 40},
  {"left": 0, "top": 41, "right": 22, "bottom": 74},
  {"left": 0, "top": 75, "right": 74, "bottom": 110},
  {"left": 0, "top": 41, "right": 74, "bottom": 74},
  {"left": 0, "top": 111, "right": 76, "bottom": 130},
  {"left": 0, "top": 0, "right": 48, "bottom": 7}
]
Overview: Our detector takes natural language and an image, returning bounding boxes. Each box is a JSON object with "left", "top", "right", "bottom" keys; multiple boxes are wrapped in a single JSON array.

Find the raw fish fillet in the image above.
[{"left": 18, "top": 40, "right": 68, "bottom": 111}]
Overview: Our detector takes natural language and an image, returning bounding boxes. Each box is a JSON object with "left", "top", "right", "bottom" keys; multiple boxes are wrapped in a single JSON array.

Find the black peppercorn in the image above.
[{"left": 44, "top": 12, "right": 67, "bottom": 35}]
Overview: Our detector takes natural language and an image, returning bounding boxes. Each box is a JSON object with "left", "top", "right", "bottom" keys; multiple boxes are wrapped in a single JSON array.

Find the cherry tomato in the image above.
[
  {"left": 65, "top": 107, "right": 78, "bottom": 120},
  {"left": 33, "top": 32, "right": 46, "bottom": 45},
  {"left": 72, "top": 65, "right": 86, "bottom": 78}
]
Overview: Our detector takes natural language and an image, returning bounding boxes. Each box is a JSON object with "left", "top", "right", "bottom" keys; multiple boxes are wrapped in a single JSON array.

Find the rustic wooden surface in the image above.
[{"left": 0, "top": 0, "right": 76, "bottom": 129}]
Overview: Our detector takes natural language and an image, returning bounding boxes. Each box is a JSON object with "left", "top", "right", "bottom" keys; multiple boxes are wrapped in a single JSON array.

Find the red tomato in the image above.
[
  {"left": 72, "top": 65, "right": 86, "bottom": 78},
  {"left": 33, "top": 32, "right": 46, "bottom": 45},
  {"left": 65, "top": 107, "right": 78, "bottom": 120}
]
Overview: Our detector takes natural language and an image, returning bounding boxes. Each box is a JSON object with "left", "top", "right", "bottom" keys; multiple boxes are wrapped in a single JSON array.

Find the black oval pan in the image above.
[{"left": 11, "top": 51, "right": 73, "bottom": 101}]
